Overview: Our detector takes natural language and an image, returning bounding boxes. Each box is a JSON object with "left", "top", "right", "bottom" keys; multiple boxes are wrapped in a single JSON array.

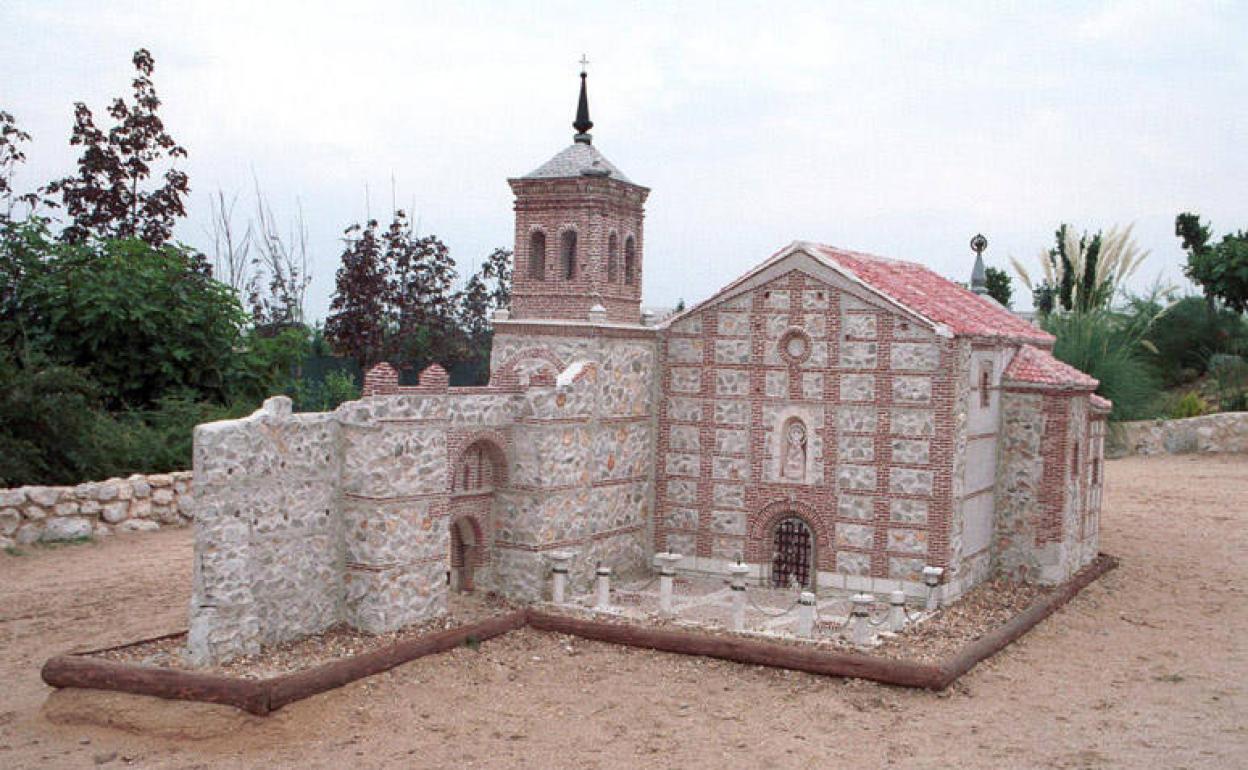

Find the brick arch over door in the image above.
[
  {"left": 448, "top": 431, "right": 510, "bottom": 490},
  {"left": 494, "top": 346, "right": 567, "bottom": 386},
  {"left": 744, "top": 499, "right": 834, "bottom": 571}
]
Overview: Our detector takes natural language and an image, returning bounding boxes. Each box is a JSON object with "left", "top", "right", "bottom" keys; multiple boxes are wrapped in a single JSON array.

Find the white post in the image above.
[
  {"left": 549, "top": 550, "right": 574, "bottom": 604},
  {"left": 729, "top": 563, "right": 750, "bottom": 632},
  {"left": 851, "top": 593, "right": 874, "bottom": 646},
  {"left": 655, "top": 552, "right": 682, "bottom": 616},
  {"left": 595, "top": 564, "right": 612, "bottom": 611},
  {"left": 796, "top": 591, "right": 816, "bottom": 638},
  {"left": 923, "top": 566, "right": 945, "bottom": 611},
  {"left": 888, "top": 589, "right": 907, "bottom": 632}
]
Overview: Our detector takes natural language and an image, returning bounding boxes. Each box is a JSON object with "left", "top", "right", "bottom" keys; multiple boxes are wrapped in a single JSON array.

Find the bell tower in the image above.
[{"left": 506, "top": 65, "right": 650, "bottom": 324}]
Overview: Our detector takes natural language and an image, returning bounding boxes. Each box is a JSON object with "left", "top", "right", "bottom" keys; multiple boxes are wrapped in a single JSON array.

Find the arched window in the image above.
[
  {"left": 624, "top": 236, "right": 636, "bottom": 285},
  {"left": 529, "top": 231, "right": 546, "bottom": 281},
  {"left": 607, "top": 233, "right": 619, "bottom": 284},
  {"left": 561, "top": 230, "right": 578, "bottom": 280},
  {"left": 979, "top": 363, "right": 992, "bottom": 409}
]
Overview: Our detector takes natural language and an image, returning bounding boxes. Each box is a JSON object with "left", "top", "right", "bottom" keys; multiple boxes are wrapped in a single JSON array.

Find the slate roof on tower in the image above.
[
  {"left": 522, "top": 142, "right": 634, "bottom": 183},
  {"left": 661, "top": 240, "right": 1055, "bottom": 346}
]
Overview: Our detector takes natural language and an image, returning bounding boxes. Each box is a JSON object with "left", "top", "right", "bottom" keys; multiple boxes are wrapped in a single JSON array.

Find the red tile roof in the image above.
[
  {"left": 806, "top": 244, "right": 1054, "bottom": 344},
  {"left": 1090, "top": 393, "right": 1113, "bottom": 412},
  {"left": 1003, "top": 344, "right": 1099, "bottom": 390}
]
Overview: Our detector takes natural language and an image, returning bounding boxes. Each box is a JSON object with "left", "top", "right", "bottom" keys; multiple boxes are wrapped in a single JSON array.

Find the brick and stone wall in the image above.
[
  {"left": 188, "top": 323, "right": 658, "bottom": 664},
  {"left": 993, "top": 386, "right": 1105, "bottom": 584},
  {"left": 0, "top": 471, "right": 193, "bottom": 550},
  {"left": 654, "top": 268, "right": 961, "bottom": 597},
  {"left": 1112, "top": 412, "right": 1248, "bottom": 456},
  {"left": 490, "top": 323, "right": 658, "bottom": 598}
]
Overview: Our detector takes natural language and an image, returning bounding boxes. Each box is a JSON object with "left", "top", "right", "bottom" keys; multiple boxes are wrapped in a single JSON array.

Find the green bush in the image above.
[
  {"left": 2, "top": 223, "right": 250, "bottom": 408},
  {"left": 1043, "top": 310, "right": 1163, "bottom": 422},
  {"left": 1130, "top": 296, "right": 1248, "bottom": 386},
  {"left": 289, "top": 369, "right": 361, "bottom": 413},
  {"left": 1167, "top": 392, "right": 1209, "bottom": 419},
  {"left": 1210, "top": 355, "right": 1248, "bottom": 412}
]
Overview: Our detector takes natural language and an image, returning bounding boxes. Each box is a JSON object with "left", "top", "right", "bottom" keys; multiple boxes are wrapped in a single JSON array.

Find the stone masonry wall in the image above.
[
  {"left": 1112, "top": 412, "right": 1248, "bottom": 457},
  {"left": 994, "top": 388, "right": 1103, "bottom": 584},
  {"left": 188, "top": 397, "right": 342, "bottom": 664},
  {"left": 490, "top": 323, "right": 658, "bottom": 598},
  {"left": 0, "top": 471, "right": 193, "bottom": 550}
]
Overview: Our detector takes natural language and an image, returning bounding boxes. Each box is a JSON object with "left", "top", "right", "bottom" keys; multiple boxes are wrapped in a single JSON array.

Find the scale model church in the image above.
[{"left": 187, "top": 71, "right": 1108, "bottom": 663}]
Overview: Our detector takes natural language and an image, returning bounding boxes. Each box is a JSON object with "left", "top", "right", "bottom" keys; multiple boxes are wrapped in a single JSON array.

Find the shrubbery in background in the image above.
[{"left": 1042, "top": 309, "right": 1163, "bottom": 422}]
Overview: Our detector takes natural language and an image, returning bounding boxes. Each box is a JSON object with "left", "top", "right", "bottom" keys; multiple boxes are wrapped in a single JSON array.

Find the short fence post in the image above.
[
  {"left": 796, "top": 591, "right": 816, "bottom": 638},
  {"left": 549, "top": 550, "right": 574, "bottom": 604},
  {"left": 595, "top": 564, "right": 612, "bottom": 611},
  {"left": 923, "top": 566, "right": 945, "bottom": 611},
  {"left": 888, "top": 589, "right": 907, "bottom": 632},
  {"left": 851, "top": 593, "right": 874, "bottom": 646},
  {"left": 729, "top": 562, "right": 750, "bottom": 632},
  {"left": 655, "top": 552, "right": 682, "bottom": 616}
]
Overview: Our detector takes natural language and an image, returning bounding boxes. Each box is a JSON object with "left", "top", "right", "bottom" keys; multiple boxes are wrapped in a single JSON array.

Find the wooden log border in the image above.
[
  {"left": 41, "top": 610, "right": 528, "bottom": 716},
  {"left": 41, "top": 555, "right": 1117, "bottom": 714}
]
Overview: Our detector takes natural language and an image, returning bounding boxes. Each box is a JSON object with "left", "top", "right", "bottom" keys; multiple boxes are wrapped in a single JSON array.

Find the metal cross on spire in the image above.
[{"left": 573, "top": 55, "right": 594, "bottom": 141}]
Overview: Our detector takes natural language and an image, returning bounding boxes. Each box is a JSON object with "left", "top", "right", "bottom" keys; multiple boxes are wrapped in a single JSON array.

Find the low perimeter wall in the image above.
[
  {"left": 1111, "top": 412, "right": 1248, "bottom": 457},
  {"left": 0, "top": 472, "right": 192, "bottom": 549}
]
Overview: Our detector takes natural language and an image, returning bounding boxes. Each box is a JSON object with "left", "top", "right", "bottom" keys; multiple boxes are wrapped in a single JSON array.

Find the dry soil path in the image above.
[{"left": 0, "top": 454, "right": 1245, "bottom": 768}]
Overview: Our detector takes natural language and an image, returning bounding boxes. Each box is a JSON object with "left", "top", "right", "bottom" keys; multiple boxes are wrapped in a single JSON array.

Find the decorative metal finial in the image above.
[
  {"left": 970, "top": 233, "right": 989, "bottom": 295},
  {"left": 573, "top": 56, "right": 594, "bottom": 143},
  {"left": 970, "top": 233, "right": 988, "bottom": 256}
]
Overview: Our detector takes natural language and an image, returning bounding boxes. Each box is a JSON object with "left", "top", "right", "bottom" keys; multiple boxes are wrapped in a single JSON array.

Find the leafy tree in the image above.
[
  {"left": 1011, "top": 223, "right": 1148, "bottom": 314},
  {"left": 455, "top": 247, "right": 513, "bottom": 381},
  {"left": 1177, "top": 212, "right": 1248, "bottom": 314},
  {"left": 48, "top": 49, "right": 189, "bottom": 247},
  {"left": 3, "top": 224, "right": 248, "bottom": 408},
  {"left": 325, "top": 218, "right": 392, "bottom": 367},
  {"left": 984, "top": 267, "right": 1013, "bottom": 308},
  {"left": 0, "top": 355, "right": 108, "bottom": 486},
  {"left": 389, "top": 214, "right": 460, "bottom": 364},
  {"left": 0, "top": 111, "right": 51, "bottom": 222}
]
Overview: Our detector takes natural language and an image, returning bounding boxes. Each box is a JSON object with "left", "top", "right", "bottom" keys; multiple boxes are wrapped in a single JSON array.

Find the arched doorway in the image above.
[
  {"left": 771, "top": 516, "right": 815, "bottom": 588},
  {"left": 447, "top": 436, "right": 506, "bottom": 594},
  {"left": 449, "top": 516, "right": 481, "bottom": 593}
]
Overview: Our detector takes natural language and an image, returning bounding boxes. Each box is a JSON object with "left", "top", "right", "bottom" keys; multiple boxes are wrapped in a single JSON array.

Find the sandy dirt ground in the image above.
[{"left": 1, "top": 454, "right": 1245, "bottom": 769}]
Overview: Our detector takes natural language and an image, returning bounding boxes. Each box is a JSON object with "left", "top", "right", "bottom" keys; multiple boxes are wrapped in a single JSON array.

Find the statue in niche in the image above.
[{"left": 781, "top": 419, "right": 807, "bottom": 481}]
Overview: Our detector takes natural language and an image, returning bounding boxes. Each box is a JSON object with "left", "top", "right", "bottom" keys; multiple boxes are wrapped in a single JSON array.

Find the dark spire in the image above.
[{"left": 573, "top": 57, "right": 593, "bottom": 143}]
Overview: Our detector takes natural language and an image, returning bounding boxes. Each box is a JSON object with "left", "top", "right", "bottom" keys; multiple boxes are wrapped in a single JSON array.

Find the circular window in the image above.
[{"left": 779, "top": 327, "right": 812, "bottom": 364}]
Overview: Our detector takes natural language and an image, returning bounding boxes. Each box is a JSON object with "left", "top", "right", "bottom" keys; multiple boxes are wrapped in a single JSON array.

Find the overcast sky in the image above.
[{"left": 3, "top": 1, "right": 1245, "bottom": 319}]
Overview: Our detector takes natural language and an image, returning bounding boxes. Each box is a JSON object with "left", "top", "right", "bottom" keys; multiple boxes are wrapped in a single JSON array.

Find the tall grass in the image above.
[{"left": 1042, "top": 310, "right": 1163, "bottom": 421}]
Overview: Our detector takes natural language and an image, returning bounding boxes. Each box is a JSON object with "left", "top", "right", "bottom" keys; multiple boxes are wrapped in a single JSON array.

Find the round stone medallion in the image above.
[{"left": 779, "top": 328, "right": 812, "bottom": 364}]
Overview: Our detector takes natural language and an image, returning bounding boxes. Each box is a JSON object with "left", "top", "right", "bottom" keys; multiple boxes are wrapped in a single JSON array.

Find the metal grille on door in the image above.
[{"left": 771, "top": 516, "right": 813, "bottom": 588}]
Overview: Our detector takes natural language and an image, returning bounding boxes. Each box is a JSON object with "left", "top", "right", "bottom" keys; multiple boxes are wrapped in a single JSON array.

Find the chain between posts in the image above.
[{"left": 746, "top": 592, "right": 801, "bottom": 618}]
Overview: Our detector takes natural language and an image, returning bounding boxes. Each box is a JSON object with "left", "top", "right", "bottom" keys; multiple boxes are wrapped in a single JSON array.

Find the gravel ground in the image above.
[
  {"left": 93, "top": 593, "right": 519, "bottom": 679},
  {"left": 1, "top": 454, "right": 1245, "bottom": 768}
]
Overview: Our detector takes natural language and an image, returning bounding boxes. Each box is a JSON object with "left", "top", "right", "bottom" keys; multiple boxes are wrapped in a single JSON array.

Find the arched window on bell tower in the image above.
[
  {"left": 561, "top": 230, "right": 578, "bottom": 280},
  {"left": 607, "top": 232, "right": 619, "bottom": 284},
  {"left": 624, "top": 235, "right": 637, "bottom": 285},
  {"left": 529, "top": 231, "right": 546, "bottom": 281}
]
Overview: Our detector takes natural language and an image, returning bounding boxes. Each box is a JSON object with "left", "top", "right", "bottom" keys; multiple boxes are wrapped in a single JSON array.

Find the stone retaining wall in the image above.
[
  {"left": 1112, "top": 412, "right": 1248, "bottom": 457},
  {"left": 0, "top": 471, "right": 193, "bottom": 550}
]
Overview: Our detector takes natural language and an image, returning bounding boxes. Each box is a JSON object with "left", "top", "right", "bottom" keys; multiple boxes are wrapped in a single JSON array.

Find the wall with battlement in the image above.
[{"left": 187, "top": 323, "right": 659, "bottom": 664}]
